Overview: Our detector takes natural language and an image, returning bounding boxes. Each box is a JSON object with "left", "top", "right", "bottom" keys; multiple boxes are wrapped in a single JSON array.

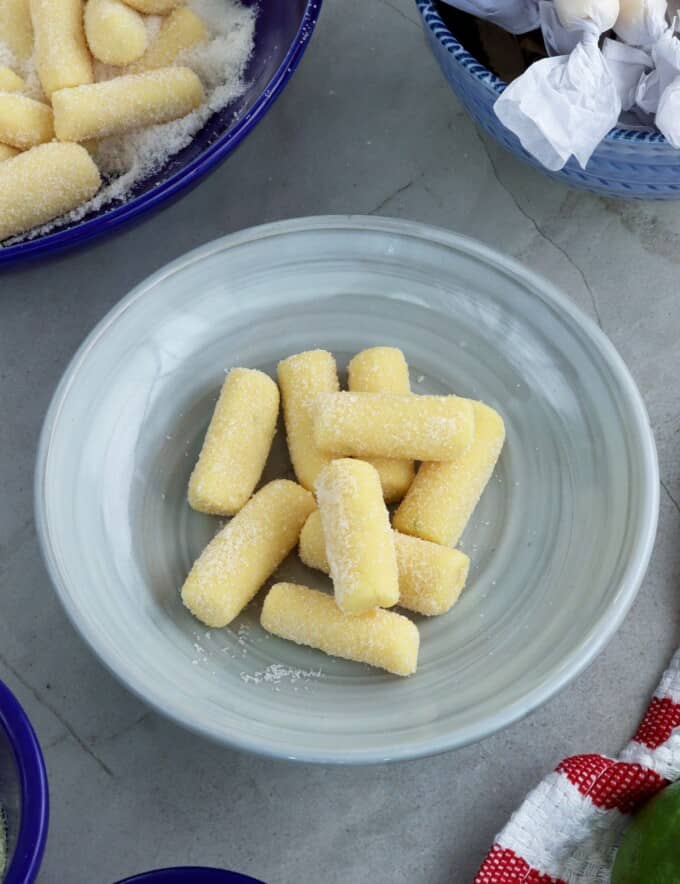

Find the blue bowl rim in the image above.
[
  {"left": 415, "top": 0, "right": 668, "bottom": 145},
  {"left": 115, "top": 867, "right": 264, "bottom": 883},
  {"left": 0, "top": 680, "right": 49, "bottom": 884},
  {"left": 0, "top": 0, "right": 323, "bottom": 266},
  {"left": 34, "top": 214, "right": 660, "bottom": 764}
]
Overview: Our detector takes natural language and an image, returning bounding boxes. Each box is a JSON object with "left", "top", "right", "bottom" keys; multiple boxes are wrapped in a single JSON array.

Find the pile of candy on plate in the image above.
[{"left": 439, "top": 0, "right": 680, "bottom": 169}]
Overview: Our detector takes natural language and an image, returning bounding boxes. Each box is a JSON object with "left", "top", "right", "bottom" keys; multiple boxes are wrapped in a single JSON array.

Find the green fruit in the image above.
[{"left": 612, "top": 782, "right": 680, "bottom": 884}]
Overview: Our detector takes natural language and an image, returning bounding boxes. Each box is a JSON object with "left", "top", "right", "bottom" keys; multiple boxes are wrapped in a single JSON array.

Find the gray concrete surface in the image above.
[{"left": 1, "top": 0, "right": 679, "bottom": 881}]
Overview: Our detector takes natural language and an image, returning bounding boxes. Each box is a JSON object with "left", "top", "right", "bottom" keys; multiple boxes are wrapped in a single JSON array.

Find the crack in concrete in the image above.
[
  {"left": 0, "top": 653, "right": 114, "bottom": 778},
  {"left": 103, "top": 711, "right": 150, "bottom": 743},
  {"left": 661, "top": 479, "right": 680, "bottom": 517},
  {"left": 368, "top": 173, "right": 423, "bottom": 215},
  {"left": 374, "top": 0, "right": 420, "bottom": 28},
  {"left": 474, "top": 128, "right": 604, "bottom": 330}
]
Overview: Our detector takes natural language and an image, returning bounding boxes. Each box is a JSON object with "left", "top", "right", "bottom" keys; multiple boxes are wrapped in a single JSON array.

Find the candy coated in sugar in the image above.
[
  {"left": 299, "top": 510, "right": 470, "bottom": 617},
  {"left": 188, "top": 368, "right": 280, "bottom": 516},
  {"left": 347, "top": 346, "right": 415, "bottom": 502},
  {"left": 261, "top": 582, "right": 420, "bottom": 677},
  {"left": 181, "top": 479, "right": 315, "bottom": 628},
  {"left": 393, "top": 401, "right": 505, "bottom": 547},
  {"left": 315, "top": 458, "right": 399, "bottom": 615},
  {"left": 277, "top": 350, "right": 340, "bottom": 491}
]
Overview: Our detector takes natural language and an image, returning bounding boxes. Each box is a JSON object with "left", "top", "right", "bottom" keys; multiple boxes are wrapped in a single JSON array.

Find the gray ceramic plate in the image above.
[{"left": 35, "top": 216, "right": 659, "bottom": 763}]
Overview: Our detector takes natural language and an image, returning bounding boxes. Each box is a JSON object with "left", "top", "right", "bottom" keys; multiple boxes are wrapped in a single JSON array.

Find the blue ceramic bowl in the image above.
[
  {"left": 416, "top": 0, "right": 680, "bottom": 199},
  {"left": 0, "top": 681, "right": 49, "bottom": 884},
  {"left": 0, "top": 0, "right": 322, "bottom": 266},
  {"left": 116, "top": 869, "right": 264, "bottom": 883}
]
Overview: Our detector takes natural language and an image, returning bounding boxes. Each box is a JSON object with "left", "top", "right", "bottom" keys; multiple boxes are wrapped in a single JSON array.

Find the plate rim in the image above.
[{"left": 34, "top": 215, "right": 660, "bottom": 763}]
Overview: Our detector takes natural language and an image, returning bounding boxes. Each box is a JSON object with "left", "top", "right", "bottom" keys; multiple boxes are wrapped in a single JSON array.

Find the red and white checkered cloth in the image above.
[{"left": 474, "top": 649, "right": 680, "bottom": 883}]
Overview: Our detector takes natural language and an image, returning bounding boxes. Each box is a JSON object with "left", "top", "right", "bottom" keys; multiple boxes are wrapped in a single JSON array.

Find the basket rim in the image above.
[{"left": 415, "top": 0, "right": 668, "bottom": 145}]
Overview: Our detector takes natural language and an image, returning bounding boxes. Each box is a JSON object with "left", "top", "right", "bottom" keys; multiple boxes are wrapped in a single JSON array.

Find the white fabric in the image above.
[
  {"left": 438, "top": 0, "right": 540, "bottom": 33},
  {"left": 485, "top": 647, "right": 680, "bottom": 883},
  {"left": 497, "top": 772, "right": 601, "bottom": 879}
]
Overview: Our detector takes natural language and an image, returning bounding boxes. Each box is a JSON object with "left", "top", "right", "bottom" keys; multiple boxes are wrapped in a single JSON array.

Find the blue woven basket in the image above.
[{"left": 416, "top": 0, "right": 680, "bottom": 199}]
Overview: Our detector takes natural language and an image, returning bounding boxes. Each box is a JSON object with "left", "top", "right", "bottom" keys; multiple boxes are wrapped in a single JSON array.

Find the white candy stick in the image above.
[
  {"left": 438, "top": 0, "right": 540, "bottom": 33},
  {"left": 494, "top": 0, "right": 621, "bottom": 172},
  {"left": 602, "top": 37, "right": 652, "bottom": 109}
]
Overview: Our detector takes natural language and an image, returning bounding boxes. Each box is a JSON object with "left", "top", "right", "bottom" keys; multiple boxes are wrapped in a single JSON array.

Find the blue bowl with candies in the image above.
[
  {"left": 0, "top": 680, "right": 49, "bottom": 884},
  {"left": 416, "top": 0, "right": 680, "bottom": 198},
  {"left": 116, "top": 869, "right": 265, "bottom": 883},
  {"left": 0, "top": 0, "right": 322, "bottom": 265}
]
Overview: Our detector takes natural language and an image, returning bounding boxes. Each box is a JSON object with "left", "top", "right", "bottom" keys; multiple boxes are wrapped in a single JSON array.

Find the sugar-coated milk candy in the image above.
[
  {"left": 0, "top": 67, "right": 25, "bottom": 92},
  {"left": 277, "top": 350, "right": 340, "bottom": 491},
  {"left": 299, "top": 510, "right": 470, "bottom": 617},
  {"left": 0, "top": 94, "right": 53, "bottom": 149},
  {"left": 129, "top": 7, "right": 208, "bottom": 72},
  {"left": 0, "top": 0, "right": 33, "bottom": 62},
  {"left": 120, "top": 0, "right": 180, "bottom": 13},
  {"left": 315, "top": 458, "right": 399, "bottom": 614},
  {"left": 394, "top": 402, "right": 505, "bottom": 547},
  {"left": 0, "top": 143, "right": 19, "bottom": 161},
  {"left": 347, "top": 347, "right": 415, "bottom": 502},
  {"left": 188, "top": 368, "right": 279, "bottom": 516},
  {"left": 181, "top": 479, "right": 315, "bottom": 628},
  {"left": 52, "top": 67, "right": 204, "bottom": 141},
  {"left": 84, "top": 0, "right": 148, "bottom": 66},
  {"left": 30, "top": 0, "right": 94, "bottom": 97},
  {"left": 314, "top": 392, "right": 475, "bottom": 462},
  {"left": 261, "top": 583, "right": 420, "bottom": 677},
  {"left": 0, "top": 143, "right": 100, "bottom": 241}
]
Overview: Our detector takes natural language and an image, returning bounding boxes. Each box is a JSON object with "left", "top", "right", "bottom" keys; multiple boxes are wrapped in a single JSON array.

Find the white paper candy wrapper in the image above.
[
  {"left": 494, "top": 0, "right": 621, "bottom": 170},
  {"left": 614, "top": 0, "right": 666, "bottom": 46},
  {"left": 540, "top": 1, "right": 583, "bottom": 54},
  {"left": 603, "top": 37, "right": 652, "bottom": 108},
  {"left": 439, "top": 0, "right": 540, "bottom": 33}
]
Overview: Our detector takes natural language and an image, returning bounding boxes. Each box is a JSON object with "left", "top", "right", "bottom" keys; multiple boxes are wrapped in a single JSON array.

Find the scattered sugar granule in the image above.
[
  {"left": 2, "top": 0, "right": 257, "bottom": 245},
  {"left": 240, "top": 663, "right": 323, "bottom": 686}
]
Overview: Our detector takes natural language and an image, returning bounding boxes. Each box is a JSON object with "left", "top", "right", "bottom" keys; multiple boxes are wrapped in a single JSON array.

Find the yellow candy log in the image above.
[
  {"left": 0, "top": 0, "right": 33, "bottom": 63},
  {"left": 277, "top": 350, "right": 340, "bottom": 491},
  {"left": 314, "top": 392, "right": 475, "bottom": 462},
  {"left": 394, "top": 402, "right": 505, "bottom": 547},
  {"left": 119, "top": 0, "right": 179, "bottom": 13},
  {"left": 299, "top": 510, "right": 470, "bottom": 616},
  {"left": 0, "top": 94, "right": 53, "bottom": 149},
  {"left": 129, "top": 7, "right": 207, "bottom": 73},
  {"left": 52, "top": 67, "right": 204, "bottom": 141},
  {"left": 0, "top": 143, "right": 19, "bottom": 161},
  {"left": 347, "top": 346, "right": 415, "bottom": 502},
  {"left": 181, "top": 479, "right": 315, "bottom": 628},
  {"left": 261, "top": 583, "right": 420, "bottom": 677},
  {"left": 0, "top": 143, "right": 100, "bottom": 241},
  {"left": 0, "top": 67, "right": 25, "bottom": 92},
  {"left": 315, "top": 458, "right": 399, "bottom": 615},
  {"left": 188, "top": 368, "right": 280, "bottom": 516},
  {"left": 84, "top": 0, "right": 148, "bottom": 66},
  {"left": 30, "top": 0, "right": 94, "bottom": 98}
]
